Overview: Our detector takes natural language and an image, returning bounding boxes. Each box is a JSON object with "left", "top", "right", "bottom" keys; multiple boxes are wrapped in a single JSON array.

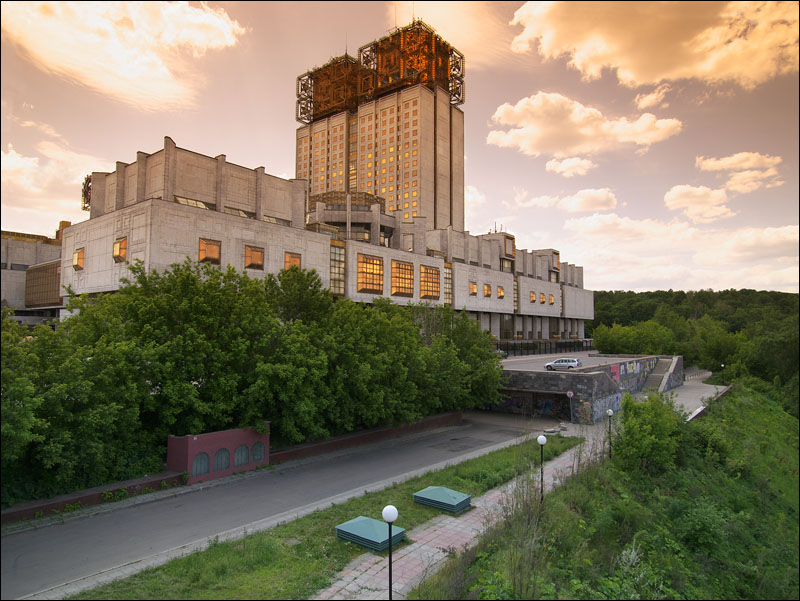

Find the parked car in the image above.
[{"left": 544, "top": 357, "right": 582, "bottom": 371}]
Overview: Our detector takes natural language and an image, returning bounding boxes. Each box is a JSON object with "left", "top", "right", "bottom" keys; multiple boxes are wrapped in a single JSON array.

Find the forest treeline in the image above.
[
  {"left": 1, "top": 261, "right": 503, "bottom": 507},
  {"left": 588, "top": 289, "right": 798, "bottom": 417}
]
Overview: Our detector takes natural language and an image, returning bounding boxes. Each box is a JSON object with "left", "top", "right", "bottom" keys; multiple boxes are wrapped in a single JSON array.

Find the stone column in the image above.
[
  {"left": 115, "top": 161, "right": 126, "bottom": 211},
  {"left": 163, "top": 136, "right": 177, "bottom": 204},
  {"left": 215, "top": 154, "right": 226, "bottom": 212},
  {"left": 136, "top": 152, "right": 148, "bottom": 204}
]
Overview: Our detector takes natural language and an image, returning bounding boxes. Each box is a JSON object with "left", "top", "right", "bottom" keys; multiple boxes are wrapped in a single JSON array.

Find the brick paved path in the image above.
[{"left": 313, "top": 424, "right": 605, "bottom": 600}]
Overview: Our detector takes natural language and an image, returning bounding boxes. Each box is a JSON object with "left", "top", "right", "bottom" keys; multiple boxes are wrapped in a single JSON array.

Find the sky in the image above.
[{"left": 1, "top": 1, "right": 798, "bottom": 293}]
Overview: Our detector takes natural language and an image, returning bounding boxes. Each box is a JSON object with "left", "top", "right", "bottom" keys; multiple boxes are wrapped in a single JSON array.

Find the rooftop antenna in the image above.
[{"left": 412, "top": 1, "right": 415, "bottom": 23}]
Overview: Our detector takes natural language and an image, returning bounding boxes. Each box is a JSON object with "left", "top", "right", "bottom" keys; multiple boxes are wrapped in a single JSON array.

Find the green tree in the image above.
[{"left": 614, "top": 392, "right": 683, "bottom": 473}]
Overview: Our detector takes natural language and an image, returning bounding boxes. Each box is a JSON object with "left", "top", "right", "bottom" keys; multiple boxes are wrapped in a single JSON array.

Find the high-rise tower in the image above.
[{"left": 295, "top": 21, "right": 465, "bottom": 232}]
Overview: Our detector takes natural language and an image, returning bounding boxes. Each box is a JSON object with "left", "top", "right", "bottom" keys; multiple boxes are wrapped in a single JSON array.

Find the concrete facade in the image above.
[{"left": 296, "top": 85, "right": 464, "bottom": 232}]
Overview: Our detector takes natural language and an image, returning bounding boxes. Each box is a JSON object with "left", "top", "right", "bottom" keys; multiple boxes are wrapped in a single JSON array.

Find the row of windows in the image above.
[
  {"left": 468, "top": 281, "right": 505, "bottom": 299},
  {"left": 530, "top": 291, "right": 556, "bottom": 305},
  {"left": 191, "top": 442, "right": 266, "bottom": 477},
  {"left": 357, "top": 254, "right": 440, "bottom": 299},
  {"left": 72, "top": 238, "right": 302, "bottom": 273}
]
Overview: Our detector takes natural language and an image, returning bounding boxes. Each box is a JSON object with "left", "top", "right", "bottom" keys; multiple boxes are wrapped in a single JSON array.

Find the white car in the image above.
[{"left": 544, "top": 358, "right": 582, "bottom": 371}]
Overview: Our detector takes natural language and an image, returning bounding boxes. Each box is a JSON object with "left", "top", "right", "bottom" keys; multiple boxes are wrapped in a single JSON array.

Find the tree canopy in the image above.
[{"left": 1, "top": 260, "right": 503, "bottom": 507}]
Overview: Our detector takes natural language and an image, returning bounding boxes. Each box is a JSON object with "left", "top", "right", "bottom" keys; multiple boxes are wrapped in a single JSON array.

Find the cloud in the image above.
[
  {"left": 487, "top": 92, "right": 681, "bottom": 157},
  {"left": 696, "top": 152, "right": 783, "bottom": 171},
  {"left": 513, "top": 188, "right": 617, "bottom": 212},
  {"left": 695, "top": 152, "right": 784, "bottom": 193},
  {"left": 1, "top": 138, "right": 113, "bottom": 234},
  {"left": 510, "top": 1, "right": 799, "bottom": 89},
  {"left": 634, "top": 84, "right": 671, "bottom": 109},
  {"left": 664, "top": 185, "right": 735, "bottom": 223},
  {"left": 0, "top": 1, "right": 246, "bottom": 111},
  {"left": 389, "top": 1, "right": 518, "bottom": 70},
  {"left": 724, "top": 168, "right": 784, "bottom": 194},
  {"left": 557, "top": 213, "right": 799, "bottom": 292},
  {"left": 545, "top": 157, "right": 597, "bottom": 177}
]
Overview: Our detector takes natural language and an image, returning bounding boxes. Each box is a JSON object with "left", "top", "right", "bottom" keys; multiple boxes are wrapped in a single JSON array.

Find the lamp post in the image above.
[
  {"left": 537, "top": 435, "right": 547, "bottom": 503},
  {"left": 606, "top": 409, "right": 614, "bottom": 458},
  {"left": 382, "top": 504, "right": 398, "bottom": 600}
]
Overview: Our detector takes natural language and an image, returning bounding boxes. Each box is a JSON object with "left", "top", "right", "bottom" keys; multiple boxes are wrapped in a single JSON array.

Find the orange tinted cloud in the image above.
[
  {"left": 0, "top": 1, "right": 246, "bottom": 111},
  {"left": 487, "top": 91, "right": 681, "bottom": 157},
  {"left": 511, "top": 1, "right": 799, "bottom": 89}
]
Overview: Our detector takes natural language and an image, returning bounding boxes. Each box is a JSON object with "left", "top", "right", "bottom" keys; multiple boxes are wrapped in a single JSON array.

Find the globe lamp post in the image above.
[
  {"left": 537, "top": 435, "right": 547, "bottom": 503},
  {"left": 382, "top": 504, "right": 398, "bottom": 600},
  {"left": 606, "top": 409, "right": 614, "bottom": 458}
]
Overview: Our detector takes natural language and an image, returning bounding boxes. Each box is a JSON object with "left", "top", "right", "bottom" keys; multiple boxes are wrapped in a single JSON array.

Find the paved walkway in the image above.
[
  {"left": 312, "top": 371, "right": 725, "bottom": 600},
  {"left": 313, "top": 422, "right": 604, "bottom": 600}
]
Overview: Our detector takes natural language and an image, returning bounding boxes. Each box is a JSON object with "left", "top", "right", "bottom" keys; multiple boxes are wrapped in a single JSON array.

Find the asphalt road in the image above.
[
  {"left": 501, "top": 350, "right": 621, "bottom": 372},
  {"left": 1, "top": 417, "right": 537, "bottom": 600}
]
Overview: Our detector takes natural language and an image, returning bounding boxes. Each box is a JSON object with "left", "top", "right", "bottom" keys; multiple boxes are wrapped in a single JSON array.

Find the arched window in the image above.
[
  {"left": 213, "top": 448, "right": 230, "bottom": 472},
  {"left": 252, "top": 442, "right": 265, "bottom": 463},
  {"left": 234, "top": 444, "right": 249, "bottom": 467},
  {"left": 192, "top": 452, "right": 210, "bottom": 477}
]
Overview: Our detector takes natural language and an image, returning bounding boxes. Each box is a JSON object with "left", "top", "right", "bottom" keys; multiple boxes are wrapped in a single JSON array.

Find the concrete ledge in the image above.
[{"left": 1, "top": 472, "right": 184, "bottom": 525}]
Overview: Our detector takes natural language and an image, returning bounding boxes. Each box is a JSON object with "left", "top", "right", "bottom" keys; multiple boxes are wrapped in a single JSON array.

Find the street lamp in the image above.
[
  {"left": 537, "top": 435, "right": 547, "bottom": 503},
  {"left": 382, "top": 504, "right": 398, "bottom": 600},
  {"left": 606, "top": 409, "right": 614, "bottom": 458}
]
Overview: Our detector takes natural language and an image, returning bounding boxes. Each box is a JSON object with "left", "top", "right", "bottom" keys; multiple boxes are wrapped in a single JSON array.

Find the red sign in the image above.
[{"left": 566, "top": 390, "right": 574, "bottom": 399}]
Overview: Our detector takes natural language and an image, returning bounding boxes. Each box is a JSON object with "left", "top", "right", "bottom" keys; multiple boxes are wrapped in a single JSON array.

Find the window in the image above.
[
  {"left": 540, "top": 292, "right": 546, "bottom": 304},
  {"left": 192, "top": 452, "right": 209, "bottom": 477},
  {"left": 443, "top": 264, "right": 453, "bottom": 306},
  {"left": 497, "top": 286, "right": 505, "bottom": 299},
  {"left": 245, "top": 245, "right": 264, "bottom": 270},
  {"left": 330, "top": 242, "right": 345, "bottom": 296},
  {"left": 391, "top": 260, "right": 414, "bottom": 297},
  {"left": 234, "top": 445, "right": 249, "bottom": 467},
  {"left": 530, "top": 291, "right": 536, "bottom": 303},
  {"left": 112, "top": 238, "right": 127, "bottom": 263},
  {"left": 199, "top": 239, "right": 221, "bottom": 264},
  {"left": 72, "top": 248, "right": 85, "bottom": 270},
  {"left": 420, "top": 265, "right": 440, "bottom": 300},
  {"left": 284, "top": 252, "right": 301, "bottom": 270},
  {"left": 213, "top": 448, "right": 230, "bottom": 472},
  {"left": 500, "top": 258, "right": 513, "bottom": 273},
  {"left": 549, "top": 294, "right": 555, "bottom": 305},
  {"left": 357, "top": 253, "right": 383, "bottom": 294},
  {"left": 484, "top": 283, "right": 492, "bottom": 297},
  {"left": 469, "top": 281, "right": 477, "bottom": 296},
  {"left": 252, "top": 442, "right": 265, "bottom": 463}
]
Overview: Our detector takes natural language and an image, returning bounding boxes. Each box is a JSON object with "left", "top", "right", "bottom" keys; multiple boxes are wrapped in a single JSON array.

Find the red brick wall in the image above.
[{"left": 168, "top": 425, "right": 270, "bottom": 485}]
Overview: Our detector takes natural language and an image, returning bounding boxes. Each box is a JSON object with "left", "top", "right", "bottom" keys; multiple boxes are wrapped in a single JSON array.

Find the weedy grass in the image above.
[
  {"left": 409, "top": 384, "right": 799, "bottom": 600},
  {"left": 71, "top": 433, "right": 581, "bottom": 600}
]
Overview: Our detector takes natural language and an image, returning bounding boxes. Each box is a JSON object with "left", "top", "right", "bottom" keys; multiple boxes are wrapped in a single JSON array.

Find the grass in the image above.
[
  {"left": 70, "top": 431, "right": 582, "bottom": 600},
  {"left": 409, "top": 383, "right": 800, "bottom": 600}
]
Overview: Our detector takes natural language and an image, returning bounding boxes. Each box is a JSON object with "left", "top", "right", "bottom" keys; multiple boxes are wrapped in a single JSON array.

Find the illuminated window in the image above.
[
  {"left": 284, "top": 252, "right": 301, "bottom": 270},
  {"left": 72, "top": 247, "right": 85, "bottom": 270},
  {"left": 484, "top": 283, "right": 492, "bottom": 297},
  {"left": 540, "top": 292, "right": 546, "bottom": 304},
  {"left": 530, "top": 291, "right": 536, "bottom": 303},
  {"left": 469, "top": 281, "right": 477, "bottom": 296},
  {"left": 245, "top": 245, "right": 264, "bottom": 270},
  {"left": 549, "top": 294, "right": 555, "bottom": 305},
  {"left": 391, "top": 260, "right": 414, "bottom": 297},
  {"left": 357, "top": 253, "right": 383, "bottom": 294},
  {"left": 330, "top": 242, "right": 345, "bottom": 296},
  {"left": 498, "top": 286, "right": 505, "bottom": 299},
  {"left": 420, "top": 265, "right": 440, "bottom": 300},
  {"left": 112, "top": 238, "right": 127, "bottom": 263},
  {"left": 444, "top": 264, "right": 453, "bottom": 306},
  {"left": 199, "top": 239, "right": 221, "bottom": 264}
]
